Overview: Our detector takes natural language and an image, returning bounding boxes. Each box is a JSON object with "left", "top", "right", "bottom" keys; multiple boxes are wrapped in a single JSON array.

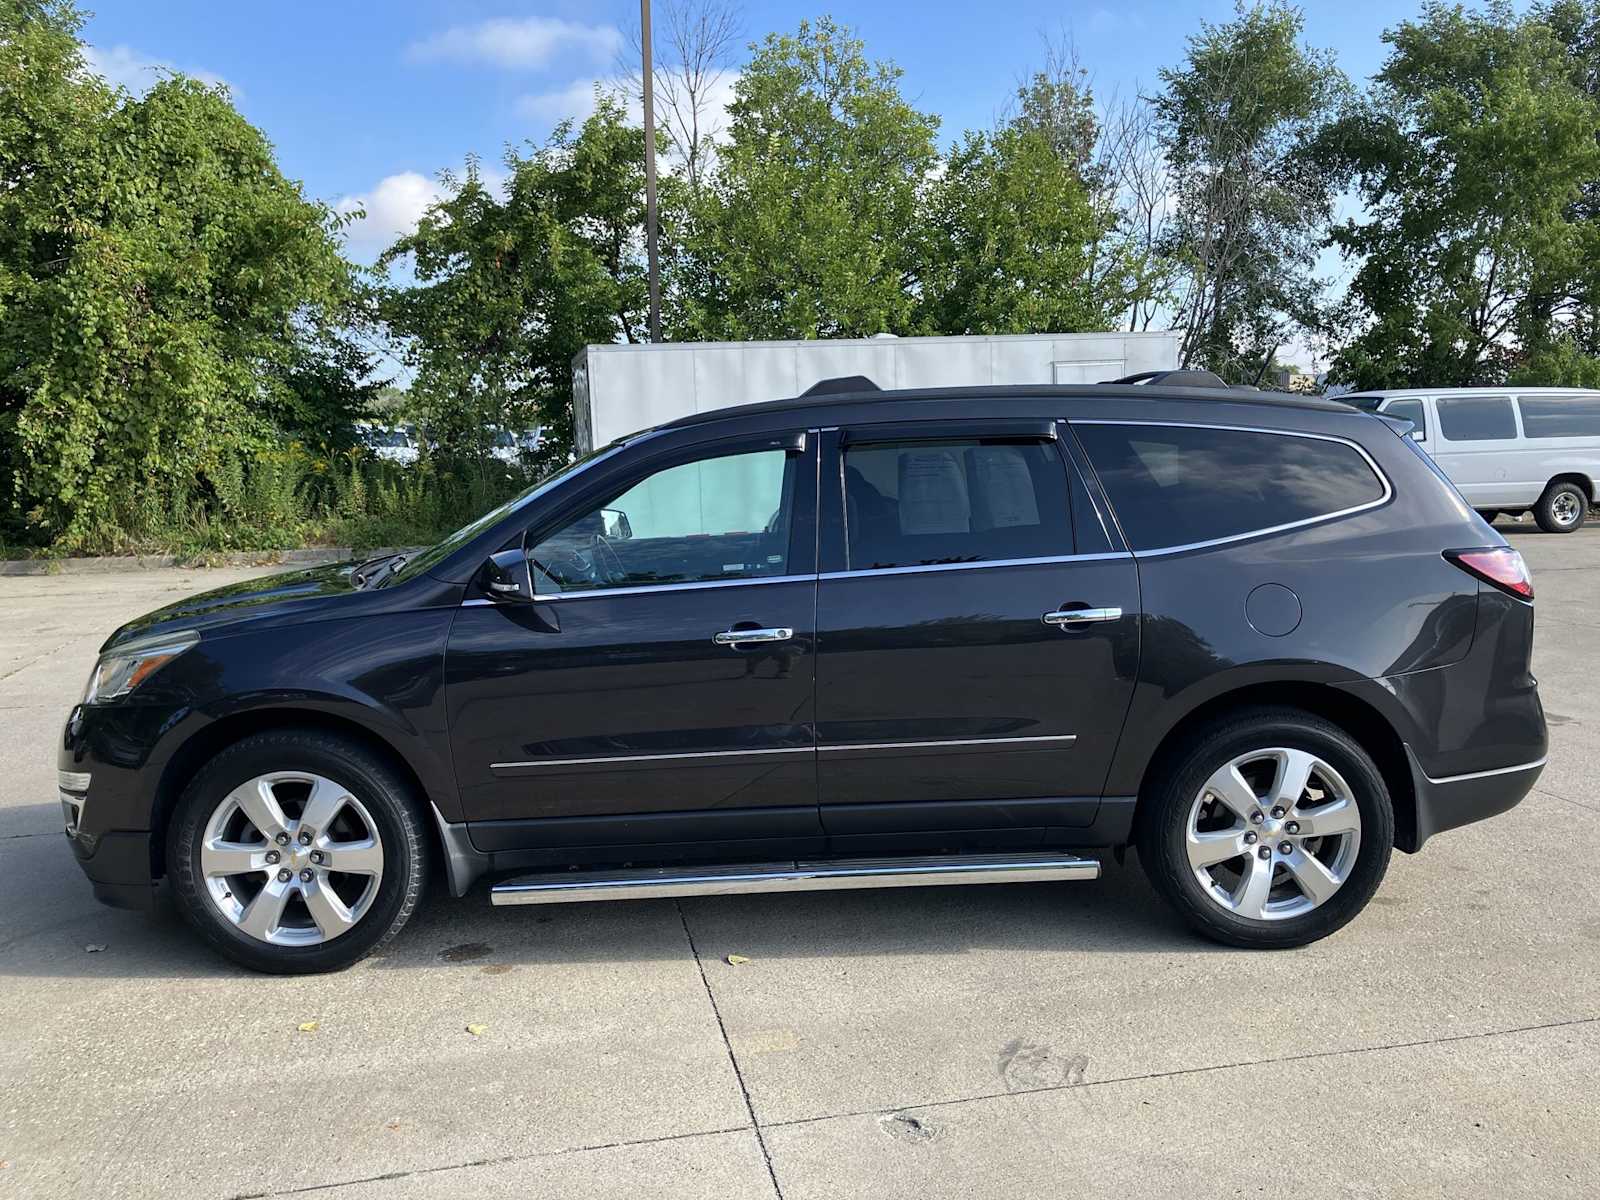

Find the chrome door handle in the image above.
[
  {"left": 1043, "top": 607, "right": 1122, "bottom": 627},
  {"left": 713, "top": 626, "right": 794, "bottom": 646}
]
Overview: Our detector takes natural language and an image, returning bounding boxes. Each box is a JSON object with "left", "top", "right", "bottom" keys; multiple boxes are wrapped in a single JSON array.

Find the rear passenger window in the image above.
[
  {"left": 1518, "top": 395, "right": 1600, "bottom": 438},
  {"left": 1436, "top": 395, "right": 1516, "bottom": 441},
  {"left": 1073, "top": 423, "right": 1387, "bottom": 552},
  {"left": 842, "top": 439, "right": 1070, "bottom": 569}
]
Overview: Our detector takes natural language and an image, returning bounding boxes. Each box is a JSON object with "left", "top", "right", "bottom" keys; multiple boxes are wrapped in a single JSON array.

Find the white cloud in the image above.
[
  {"left": 83, "top": 44, "right": 229, "bottom": 94},
  {"left": 335, "top": 165, "right": 511, "bottom": 262},
  {"left": 407, "top": 17, "right": 620, "bottom": 70}
]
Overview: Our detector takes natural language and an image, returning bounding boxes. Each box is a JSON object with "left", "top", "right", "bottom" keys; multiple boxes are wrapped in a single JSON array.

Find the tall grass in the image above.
[{"left": 5, "top": 450, "right": 536, "bottom": 559}]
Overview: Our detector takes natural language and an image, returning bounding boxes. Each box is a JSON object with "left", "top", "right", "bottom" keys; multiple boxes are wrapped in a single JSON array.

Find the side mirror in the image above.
[
  {"left": 1411, "top": 429, "right": 1425, "bottom": 442},
  {"left": 600, "top": 508, "right": 632, "bottom": 539},
  {"left": 480, "top": 548, "right": 534, "bottom": 603}
]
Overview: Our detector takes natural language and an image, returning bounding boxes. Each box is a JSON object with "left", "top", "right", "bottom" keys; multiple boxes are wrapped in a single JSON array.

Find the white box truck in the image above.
[{"left": 569, "top": 331, "right": 1182, "bottom": 453}]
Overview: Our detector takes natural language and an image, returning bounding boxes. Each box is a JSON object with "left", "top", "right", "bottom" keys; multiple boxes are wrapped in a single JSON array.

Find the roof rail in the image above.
[
  {"left": 801, "top": 375, "right": 880, "bottom": 397},
  {"left": 1104, "top": 369, "right": 1236, "bottom": 388}
]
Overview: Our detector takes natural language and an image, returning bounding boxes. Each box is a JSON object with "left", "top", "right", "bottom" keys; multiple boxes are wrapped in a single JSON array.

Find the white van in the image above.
[{"left": 1344, "top": 387, "right": 1600, "bottom": 532}]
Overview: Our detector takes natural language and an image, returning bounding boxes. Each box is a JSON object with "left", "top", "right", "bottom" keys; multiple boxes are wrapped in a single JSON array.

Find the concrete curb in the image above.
[{"left": 0, "top": 546, "right": 423, "bottom": 577}]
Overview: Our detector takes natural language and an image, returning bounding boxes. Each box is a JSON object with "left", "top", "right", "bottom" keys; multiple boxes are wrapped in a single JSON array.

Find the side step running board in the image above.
[{"left": 489, "top": 852, "right": 1100, "bottom": 906}]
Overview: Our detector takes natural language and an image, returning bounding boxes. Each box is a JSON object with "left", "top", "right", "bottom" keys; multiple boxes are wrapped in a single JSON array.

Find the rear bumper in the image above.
[{"left": 1404, "top": 746, "right": 1544, "bottom": 850}]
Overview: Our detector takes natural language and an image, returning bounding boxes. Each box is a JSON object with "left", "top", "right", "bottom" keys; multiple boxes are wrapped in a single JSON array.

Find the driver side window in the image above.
[{"left": 528, "top": 447, "right": 797, "bottom": 594}]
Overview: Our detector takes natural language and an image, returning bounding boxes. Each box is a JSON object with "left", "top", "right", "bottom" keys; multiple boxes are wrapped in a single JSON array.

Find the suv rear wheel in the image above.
[
  {"left": 168, "top": 730, "right": 427, "bottom": 973},
  {"left": 1137, "top": 708, "right": 1394, "bottom": 949},
  {"left": 1534, "top": 480, "right": 1588, "bottom": 533}
]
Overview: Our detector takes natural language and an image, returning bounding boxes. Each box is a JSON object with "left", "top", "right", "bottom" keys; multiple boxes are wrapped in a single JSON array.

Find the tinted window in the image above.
[
  {"left": 842, "top": 439, "right": 1069, "bottom": 569},
  {"left": 1436, "top": 395, "right": 1516, "bottom": 441},
  {"left": 529, "top": 447, "right": 796, "bottom": 593},
  {"left": 1074, "top": 423, "right": 1387, "bottom": 552},
  {"left": 1384, "top": 398, "right": 1426, "bottom": 439},
  {"left": 1518, "top": 395, "right": 1600, "bottom": 438}
]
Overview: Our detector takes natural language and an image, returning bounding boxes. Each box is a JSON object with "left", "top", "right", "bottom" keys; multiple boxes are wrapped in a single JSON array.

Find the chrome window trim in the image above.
[
  {"left": 1420, "top": 756, "right": 1546, "bottom": 786},
  {"left": 820, "top": 552, "right": 1131, "bottom": 582},
  {"left": 1071, "top": 419, "right": 1394, "bottom": 558},
  {"left": 528, "top": 573, "right": 816, "bottom": 603},
  {"left": 490, "top": 732, "right": 1077, "bottom": 772}
]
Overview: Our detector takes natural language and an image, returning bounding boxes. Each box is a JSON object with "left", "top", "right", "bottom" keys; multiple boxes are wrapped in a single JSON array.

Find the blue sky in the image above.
[{"left": 78, "top": 2, "right": 1416, "bottom": 249}]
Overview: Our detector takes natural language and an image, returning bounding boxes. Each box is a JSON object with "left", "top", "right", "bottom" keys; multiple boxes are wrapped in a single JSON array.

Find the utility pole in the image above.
[{"left": 641, "top": 0, "right": 662, "bottom": 343}]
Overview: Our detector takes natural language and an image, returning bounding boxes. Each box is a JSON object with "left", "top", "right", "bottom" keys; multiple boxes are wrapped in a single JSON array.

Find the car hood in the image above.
[{"left": 102, "top": 561, "right": 368, "bottom": 651}]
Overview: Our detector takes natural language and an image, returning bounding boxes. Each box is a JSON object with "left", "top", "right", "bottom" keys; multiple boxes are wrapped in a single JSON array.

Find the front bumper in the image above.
[
  {"left": 1404, "top": 746, "right": 1545, "bottom": 850},
  {"left": 60, "top": 702, "right": 168, "bottom": 911}
]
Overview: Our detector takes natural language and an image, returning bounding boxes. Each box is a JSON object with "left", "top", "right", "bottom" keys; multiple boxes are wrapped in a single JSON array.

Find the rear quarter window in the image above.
[
  {"left": 1072, "top": 422, "right": 1388, "bottom": 552},
  {"left": 1518, "top": 395, "right": 1600, "bottom": 438}
]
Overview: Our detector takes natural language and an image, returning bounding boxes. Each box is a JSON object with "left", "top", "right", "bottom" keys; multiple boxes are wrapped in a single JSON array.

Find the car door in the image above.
[
  {"left": 813, "top": 419, "right": 1140, "bottom": 841},
  {"left": 1431, "top": 394, "right": 1523, "bottom": 506},
  {"left": 445, "top": 431, "right": 823, "bottom": 854}
]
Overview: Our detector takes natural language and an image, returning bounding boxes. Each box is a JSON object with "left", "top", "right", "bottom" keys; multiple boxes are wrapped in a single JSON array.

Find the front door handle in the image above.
[
  {"left": 1043, "top": 607, "right": 1123, "bottom": 627},
  {"left": 712, "top": 626, "right": 794, "bottom": 647}
]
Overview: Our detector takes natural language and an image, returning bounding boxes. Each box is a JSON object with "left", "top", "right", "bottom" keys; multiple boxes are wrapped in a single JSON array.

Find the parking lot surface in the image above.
[{"left": 2, "top": 527, "right": 1597, "bottom": 1199}]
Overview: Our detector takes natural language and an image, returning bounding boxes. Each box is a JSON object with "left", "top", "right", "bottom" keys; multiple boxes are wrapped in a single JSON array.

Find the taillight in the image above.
[{"left": 1444, "top": 547, "right": 1533, "bottom": 600}]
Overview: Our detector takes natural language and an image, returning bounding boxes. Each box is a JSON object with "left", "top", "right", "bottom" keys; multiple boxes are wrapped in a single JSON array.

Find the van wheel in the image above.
[
  {"left": 1534, "top": 481, "right": 1588, "bottom": 533},
  {"left": 168, "top": 730, "right": 428, "bottom": 974},
  {"left": 1136, "top": 707, "right": 1393, "bottom": 949}
]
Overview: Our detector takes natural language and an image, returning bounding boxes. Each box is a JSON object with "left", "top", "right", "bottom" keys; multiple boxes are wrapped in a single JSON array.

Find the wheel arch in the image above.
[
  {"left": 151, "top": 708, "right": 444, "bottom": 880},
  {"left": 1544, "top": 472, "right": 1595, "bottom": 503},
  {"left": 1128, "top": 680, "right": 1419, "bottom": 853}
]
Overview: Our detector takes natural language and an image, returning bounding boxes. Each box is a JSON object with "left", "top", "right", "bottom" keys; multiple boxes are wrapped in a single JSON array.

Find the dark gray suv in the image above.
[{"left": 61, "top": 376, "right": 1547, "bottom": 972}]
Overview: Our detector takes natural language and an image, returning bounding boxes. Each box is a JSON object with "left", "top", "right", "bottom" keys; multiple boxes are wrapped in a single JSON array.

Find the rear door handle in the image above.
[
  {"left": 1043, "top": 607, "right": 1122, "bottom": 627},
  {"left": 713, "top": 626, "right": 794, "bottom": 646}
]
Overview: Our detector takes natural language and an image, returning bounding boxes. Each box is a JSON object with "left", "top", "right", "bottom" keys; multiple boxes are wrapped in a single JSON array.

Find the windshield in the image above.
[
  {"left": 1344, "top": 394, "right": 1384, "bottom": 411},
  {"left": 384, "top": 439, "right": 632, "bottom": 585}
]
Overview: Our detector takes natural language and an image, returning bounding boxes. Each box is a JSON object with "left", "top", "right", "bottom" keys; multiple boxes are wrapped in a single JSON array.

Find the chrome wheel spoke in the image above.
[
  {"left": 1187, "top": 746, "right": 1363, "bottom": 923},
  {"left": 232, "top": 778, "right": 290, "bottom": 841},
  {"left": 299, "top": 776, "right": 352, "bottom": 838},
  {"left": 302, "top": 876, "right": 356, "bottom": 939},
  {"left": 322, "top": 838, "right": 383, "bottom": 876},
  {"left": 1293, "top": 796, "right": 1359, "bottom": 838},
  {"left": 1231, "top": 855, "right": 1275, "bottom": 920},
  {"left": 238, "top": 878, "right": 293, "bottom": 941},
  {"left": 201, "top": 840, "right": 267, "bottom": 878},
  {"left": 1283, "top": 848, "right": 1342, "bottom": 906},
  {"left": 1270, "top": 749, "right": 1318, "bottom": 813},
  {"left": 1186, "top": 827, "right": 1246, "bottom": 870},
  {"left": 1202, "top": 763, "right": 1260, "bottom": 822}
]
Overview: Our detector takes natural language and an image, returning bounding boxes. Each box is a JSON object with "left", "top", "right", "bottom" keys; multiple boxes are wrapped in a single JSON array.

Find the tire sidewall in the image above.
[
  {"left": 169, "top": 733, "right": 425, "bottom": 973},
  {"left": 1142, "top": 713, "right": 1394, "bottom": 948},
  {"left": 1543, "top": 483, "right": 1587, "bottom": 532}
]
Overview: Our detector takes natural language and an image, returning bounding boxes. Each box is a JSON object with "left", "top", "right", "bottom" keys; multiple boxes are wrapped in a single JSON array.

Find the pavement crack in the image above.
[
  {"left": 1536, "top": 786, "right": 1600, "bottom": 815},
  {"left": 223, "top": 1125, "right": 750, "bottom": 1198},
  {"left": 759, "top": 1014, "right": 1600, "bottom": 1133},
  {"left": 677, "top": 899, "right": 786, "bottom": 1200}
]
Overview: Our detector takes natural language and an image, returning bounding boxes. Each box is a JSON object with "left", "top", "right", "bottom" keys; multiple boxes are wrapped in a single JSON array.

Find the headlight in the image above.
[{"left": 83, "top": 630, "right": 199, "bottom": 704}]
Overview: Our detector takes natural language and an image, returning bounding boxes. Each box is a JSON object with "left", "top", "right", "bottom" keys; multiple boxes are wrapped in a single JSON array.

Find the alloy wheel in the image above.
[
  {"left": 199, "top": 771, "right": 385, "bottom": 946},
  {"left": 1185, "top": 748, "right": 1362, "bottom": 922}
]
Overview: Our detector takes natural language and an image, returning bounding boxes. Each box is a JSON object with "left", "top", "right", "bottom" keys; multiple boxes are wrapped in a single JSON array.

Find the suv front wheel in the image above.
[
  {"left": 1137, "top": 708, "right": 1394, "bottom": 949},
  {"left": 168, "top": 730, "right": 428, "bottom": 973}
]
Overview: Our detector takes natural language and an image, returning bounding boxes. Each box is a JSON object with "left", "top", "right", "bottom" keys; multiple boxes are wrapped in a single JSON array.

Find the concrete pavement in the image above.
[{"left": 1, "top": 530, "right": 1596, "bottom": 1199}]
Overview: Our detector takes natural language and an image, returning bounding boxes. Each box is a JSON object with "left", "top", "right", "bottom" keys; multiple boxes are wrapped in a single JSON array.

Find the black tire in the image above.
[
  {"left": 1136, "top": 707, "right": 1394, "bottom": 949},
  {"left": 1534, "top": 480, "right": 1588, "bottom": 533},
  {"left": 168, "top": 730, "right": 428, "bottom": 973}
]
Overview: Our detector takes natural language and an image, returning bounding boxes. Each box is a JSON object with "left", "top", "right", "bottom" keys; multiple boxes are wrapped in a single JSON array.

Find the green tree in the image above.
[
  {"left": 674, "top": 17, "right": 940, "bottom": 339},
  {"left": 916, "top": 125, "right": 1137, "bottom": 334},
  {"left": 0, "top": 0, "right": 359, "bottom": 548},
  {"left": 1155, "top": 2, "right": 1346, "bottom": 379},
  {"left": 381, "top": 94, "right": 653, "bottom": 465},
  {"left": 1322, "top": 1, "right": 1600, "bottom": 389}
]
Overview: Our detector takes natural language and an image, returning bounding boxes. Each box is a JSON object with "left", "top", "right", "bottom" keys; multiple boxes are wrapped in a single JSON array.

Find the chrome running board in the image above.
[{"left": 489, "top": 852, "right": 1100, "bottom": 906}]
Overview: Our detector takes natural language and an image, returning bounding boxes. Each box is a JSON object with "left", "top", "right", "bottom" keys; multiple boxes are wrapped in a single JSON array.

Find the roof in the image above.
[{"left": 654, "top": 382, "right": 1357, "bottom": 435}]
